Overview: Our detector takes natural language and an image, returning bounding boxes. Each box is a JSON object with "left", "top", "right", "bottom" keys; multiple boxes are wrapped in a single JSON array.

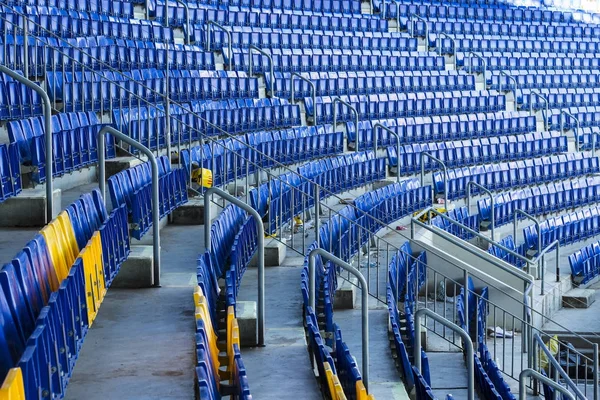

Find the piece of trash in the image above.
[
  {"left": 360, "top": 262, "right": 378, "bottom": 269},
  {"left": 396, "top": 225, "right": 407, "bottom": 231},
  {"left": 487, "top": 326, "right": 514, "bottom": 338}
]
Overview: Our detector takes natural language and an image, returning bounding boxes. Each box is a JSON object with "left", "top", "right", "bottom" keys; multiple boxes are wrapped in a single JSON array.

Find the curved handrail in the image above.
[
  {"left": 248, "top": 45, "right": 274, "bottom": 95},
  {"left": 373, "top": 123, "right": 401, "bottom": 183},
  {"left": 466, "top": 181, "right": 495, "bottom": 241},
  {"left": 97, "top": 126, "right": 161, "bottom": 286},
  {"left": 437, "top": 32, "right": 456, "bottom": 59},
  {"left": 420, "top": 152, "right": 448, "bottom": 207},
  {"left": 203, "top": 187, "right": 266, "bottom": 346},
  {"left": 518, "top": 369, "right": 576, "bottom": 400},
  {"left": 410, "top": 14, "right": 429, "bottom": 46},
  {"left": 560, "top": 109, "right": 581, "bottom": 153},
  {"left": 468, "top": 52, "right": 487, "bottom": 86},
  {"left": 381, "top": 0, "right": 400, "bottom": 32},
  {"left": 529, "top": 90, "right": 549, "bottom": 131},
  {"left": 290, "top": 73, "right": 317, "bottom": 125},
  {"left": 332, "top": 97, "right": 360, "bottom": 153},
  {"left": 308, "top": 248, "right": 370, "bottom": 391},
  {"left": 499, "top": 70, "right": 520, "bottom": 106},
  {"left": 172, "top": 0, "right": 191, "bottom": 44},
  {"left": 0, "top": 65, "right": 53, "bottom": 222},
  {"left": 206, "top": 21, "right": 232, "bottom": 70}
]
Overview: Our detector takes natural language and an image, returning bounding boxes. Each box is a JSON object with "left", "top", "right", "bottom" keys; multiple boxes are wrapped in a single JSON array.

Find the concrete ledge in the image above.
[
  {"left": 171, "top": 197, "right": 221, "bottom": 226},
  {"left": 237, "top": 301, "right": 258, "bottom": 347},
  {"left": 250, "top": 239, "right": 287, "bottom": 267},
  {"left": 111, "top": 245, "right": 155, "bottom": 288},
  {"left": 334, "top": 277, "right": 357, "bottom": 310},
  {"left": 0, "top": 188, "right": 61, "bottom": 227},
  {"left": 562, "top": 289, "right": 596, "bottom": 309},
  {"left": 104, "top": 157, "right": 142, "bottom": 179}
]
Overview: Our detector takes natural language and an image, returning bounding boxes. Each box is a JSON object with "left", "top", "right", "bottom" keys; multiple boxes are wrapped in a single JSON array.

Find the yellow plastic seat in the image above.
[
  {"left": 194, "top": 291, "right": 220, "bottom": 379},
  {"left": 192, "top": 167, "right": 213, "bottom": 188},
  {"left": 80, "top": 233, "right": 106, "bottom": 326},
  {"left": 356, "top": 380, "right": 375, "bottom": 400},
  {"left": 0, "top": 368, "right": 25, "bottom": 400},
  {"left": 41, "top": 223, "right": 70, "bottom": 284},
  {"left": 90, "top": 233, "right": 107, "bottom": 301},
  {"left": 324, "top": 362, "right": 347, "bottom": 400},
  {"left": 57, "top": 211, "right": 80, "bottom": 264},
  {"left": 226, "top": 307, "right": 240, "bottom": 375}
]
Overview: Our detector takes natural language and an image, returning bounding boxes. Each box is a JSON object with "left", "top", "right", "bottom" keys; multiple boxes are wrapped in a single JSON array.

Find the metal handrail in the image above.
[
  {"left": 97, "top": 126, "right": 161, "bottom": 286},
  {"left": 381, "top": 0, "right": 401, "bottom": 32},
  {"left": 206, "top": 20, "right": 232, "bottom": 70},
  {"left": 518, "top": 369, "right": 576, "bottom": 400},
  {"left": 513, "top": 209, "right": 541, "bottom": 274},
  {"left": 172, "top": 0, "right": 191, "bottom": 44},
  {"left": 437, "top": 32, "right": 456, "bottom": 60},
  {"left": 499, "top": 70, "right": 520, "bottom": 106},
  {"left": 410, "top": 14, "right": 429, "bottom": 46},
  {"left": 373, "top": 123, "right": 400, "bottom": 183},
  {"left": 248, "top": 45, "right": 274, "bottom": 91},
  {"left": 204, "top": 187, "right": 266, "bottom": 347},
  {"left": 290, "top": 73, "right": 317, "bottom": 125},
  {"left": 560, "top": 109, "right": 582, "bottom": 153},
  {"left": 532, "top": 333, "right": 587, "bottom": 400},
  {"left": 332, "top": 97, "right": 360, "bottom": 153},
  {"left": 529, "top": 90, "right": 549, "bottom": 131},
  {"left": 308, "top": 248, "right": 369, "bottom": 391},
  {"left": 468, "top": 52, "right": 487, "bottom": 86},
  {"left": 420, "top": 152, "right": 448, "bottom": 207},
  {"left": 466, "top": 181, "right": 495, "bottom": 241},
  {"left": 0, "top": 65, "right": 53, "bottom": 222},
  {"left": 414, "top": 308, "right": 474, "bottom": 400}
]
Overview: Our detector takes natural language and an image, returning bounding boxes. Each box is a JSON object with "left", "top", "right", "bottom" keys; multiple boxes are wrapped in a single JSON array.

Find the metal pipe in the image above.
[
  {"left": 248, "top": 45, "right": 274, "bottom": 96},
  {"left": 499, "top": 70, "right": 520, "bottom": 107},
  {"left": 420, "top": 152, "right": 448, "bottom": 208},
  {"left": 437, "top": 32, "right": 456, "bottom": 61},
  {"left": 0, "top": 65, "right": 53, "bottom": 222},
  {"left": 172, "top": 0, "right": 190, "bottom": 44},
  {"left": 381, "top": 0, "right": 400, "bottom": 32},
  {"left": 513, "top": 209, "right": 543, "bottom": 288},
  {"left": 414, "top": 308, "right": 475, "bottom": 400},
  {"left": 468, "top": 52, "right": 487, "bottom": 87},
  {"left": 308, "top": 248, "right": 370, "bottom": 391},
  {"left": 203, "top": 187, "right": 266, "bottom": 346},
  {"left": 291, "top": 73, "right": 317, "bottom": 125},
  {"left": 410, "top": 14, "right": 429, "bottom": 47},
  {"left": 98, "top": 126, "right": 161, "bottom": 286},
  {"left": 518, "top": 369, "right": 576, "bottom": 400},
  {"left": 594, "top": 343, "right": 599, "bottom": 400},
  {"left": 530, "top": 91, "right": 549, "bottom": 131},
  {"left": 23, "top": 17, "right": 29, "bottom": 78},
  {"left": 164, "top": 5, "right": 172, "bottom": 172},
  {"left": 206, "top": 21, "right": 232, "bottom": 70},
  {"left": 466, "top": 181, "right": 495, "bottom": 241},
  {"left": 560, "top": 109, "right": 581, "bottom": 153},
  {"left": 332, "top": 97, "right": 359, "bottom": 152},
  {"left": 314, "top": 182, "right": 320, "bottom": 247},
  {"left": 373, "top": 123, "right": 401, "bottom": 183}
]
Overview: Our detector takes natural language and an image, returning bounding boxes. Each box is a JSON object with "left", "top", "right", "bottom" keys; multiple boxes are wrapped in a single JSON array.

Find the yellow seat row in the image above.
[
  {"left": 324, "top": 361, "right": 347, "bottom": 400},
  {"left": 0, "top": 368, "right": 25, "bottom": 400}
]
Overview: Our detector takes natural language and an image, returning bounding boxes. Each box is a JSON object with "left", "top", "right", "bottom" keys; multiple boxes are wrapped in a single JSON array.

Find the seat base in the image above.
[{"left": 0, "top": 187, "right": 61, "bottom": 227}]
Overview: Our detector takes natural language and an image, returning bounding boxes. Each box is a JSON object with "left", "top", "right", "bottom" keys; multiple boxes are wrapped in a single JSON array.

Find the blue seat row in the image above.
[
  {"left": 348, "top": 112, "right": 536, "bottom": 149},
  {"left": 225, "top": 216, "right": 258, "bottom": 311},
  {"left": 305, "top": 92, "right": 506, "bottom": 122},
  {"left": 10, "top": 1, "right": 134, "bottom": 18},
  {"left": 228, "top": 48, "right": 446, "bottom": 73},
  {"left": 568, "top": 240, "right": 600, "bottom": 285},
  {"left": 479, "top": 344, "right": 516, "bottom": 400},
  {"left": 200, "top": 26, "right": 417, "bottom": 52},
  {"left": 488, "top": 235, "right": 528, "bottom": 269},
  {"left": 190, "top": 0, "right": 362, "bottom": 13},
  {"left": 388, "top": 132, "right": 567, "bottom": 175},
  {"left": 490, "top": 71, "right": 600, "bottom": 91},
  {"left": 549, "top": 106, "right": 600, "bottom": 130},
  {"left": 0, "top": 143, "right": 21, "bottom": 203},
  {"left": 181, "top": 125, "right": 343, "bottom": 187},
  {"left": 268, "top": 70, "right": 475, "bottom": 99},
  {"left": 457, "top": 52, "right": 600, "bottom": 72},
  {"left": 8, "top": 111, "right": 115, "bottom": 183},
  {"left": 107, "top": 156, "right": 188, "bottom": 240},
  {"left": 523, "top": 206, "right": 600, "bottom": 253},
  {"left": 478, "top": 176, "right": 600, "bottom": 228},
  {"left": 427, "top": 21, "right": 600, "bottom": 40},
  {"left": 521, "top": 88, "right": 600, "bottom": 110},
  {"left": 430, "top": 206, "right": 479, "bottom": 241},
  {"left": 0, "top": 77, "right": 42, "bottom": 121},
  {"left": 448, "top": 37, "right": 600, "bottom": 55},
  {"left": 579, "top": 128, "right": 600, "bottom": 151},
  {"left": 434, "top": 154, "right": 599, "bottom": 200}
]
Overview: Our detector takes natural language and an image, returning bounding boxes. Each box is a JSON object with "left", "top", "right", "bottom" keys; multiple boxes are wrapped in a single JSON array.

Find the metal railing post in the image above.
[
  {"left": 314, "top": 182, "right": 320, "bottom": 247},
  {"left": 0, "top": 65, "right": 53, "bottom": 222},
  {"left": 420, "top": 152, "right": 448, "bottom": 207},
  {"left": 518, "top": 369, "right": 576, "bottom": 400},
  {"left": 381, "top": 0, "right": 400, "bottom": 32},
  {"left": 248, "top": 45, "right": 274, "bottom": 96},
  {"left": 513, "top": 209, "right": 543, "bottom": 290},
  {"left": 594, "top": 343, "right": 599, "bottom": 400},
  {"left": 415, "top": 308, "right": 475, "bottom": 400},
  {"left": 206, "top": 21, "right": 232, "bottom": 70},
  {"left": 467, "top": 181, "right": 495, "bottom": 241},
  {"left": 97, "top": 126, "right": 161, "bottom": 286},
  {"left": 373, "top": 123, "right": 401, "bottom": 183},
  {"left": 437, "top": 32, "right": 456, "bottom": 61},
  {"left": 410, "top": 14, "right": 429, "bottom": 47},
  {"left": 164, "top": 1, "right": 172, "bottom": 166},
  {"left": 332, "top": 97, "right": 360, "bottom": 153},
  {"left": 23, "top": 17, "right": 29, "bottom": 78},
  {"left": 291, "top": 73, "right": 317, "bottom": 125},
  {"left": 468, "top": 52, "right": 487, "bottom": 87},
  {"left": 530, "top": 91, "right": 549, "bottom": 131},
  {"left": 560, "top": 109, "right": 582, "bottom": 153},
  {"left": 308, "top": 248, "right": 370, "bottom": 391},
  {"left": 499, "top": 70, "right": 520, "bottom": 106},
  {"left": 173, "top": 0, "right": 190, "bottom": 44},
  {"left": 203, "top": 187, "right": 266, "bottom": 346}
]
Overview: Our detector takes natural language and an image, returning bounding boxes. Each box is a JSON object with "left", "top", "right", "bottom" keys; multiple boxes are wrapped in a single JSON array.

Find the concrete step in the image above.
[{"left": 562, "top": 288, "right": 596, "bottom": 309}]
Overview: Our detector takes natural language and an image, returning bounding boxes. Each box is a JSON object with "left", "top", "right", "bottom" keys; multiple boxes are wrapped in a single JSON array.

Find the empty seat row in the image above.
[
  {"left": 457, "top": 52, "right": 600, "bottom": 72},
  {"left": 490, "top": 70, "right": 600, "bottom": 91},
  {"left": 549, "top": 106, "right": 600, "bottom": 130},
  {"left": 8, "top": 111, "right": 115, "bottom": 183},
  {"left": 478, "top": 176, "right": 600, "bottom": 227},
  {"left": 305, "top": 92, "right": 506, "bottom": 122},
  {"left": 191, "top": 0, "right": 362, "bottom": 13},
  {"left": 107, "top": 156, "right": 188, "bottom": 239},
  {"left": 0, "top": 190, "right": 130, "bottom": 397},
  {"left": 227, "top": 48, "right": 446, "bottom": 73},
  {"left": 0, "top": 78, "right": 42, "bottom": 121},
  {"left": 199, "top": 26, "right": 417, "bottom": 51},
  {"left": 0, "top": 143, "right": 21, "bottom": 203},
  {"left": 521, "top": 88, "right": 600, "bottom": 110},
  {"left": 487, "top": 235, "right": 528, "bottom": 269},
  {"left": 8, "top": 1, "right": 134, "bottom": 18},
  {"left": 446, "top": 36, "right": 600, "bottom": 55},
  {"left": 181, "top": 125, "right": 343, "bottom": 187},
  {"left": 430, "top": 206, "right": 479, "bottom": 241},
  {"left": 523, "top": 206, "right": 600, "bottom": 253},
  {"left": 268, "top": 71, "right": 475, "bottom": 99},
  {"left": 388, "top": 132, "right": 567, "bottom": 175},
  {"left": 568, "top": 240, "right": 600, "bottom": 285},
  {"left": 433, "top": 154, "right": 599, "bottom": 200},
  {"left": 426, "top": 21, "right": 600, "bottom": 39},
  {"left": 348, "top": 112, "right": 537, "bottom": 148}
]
